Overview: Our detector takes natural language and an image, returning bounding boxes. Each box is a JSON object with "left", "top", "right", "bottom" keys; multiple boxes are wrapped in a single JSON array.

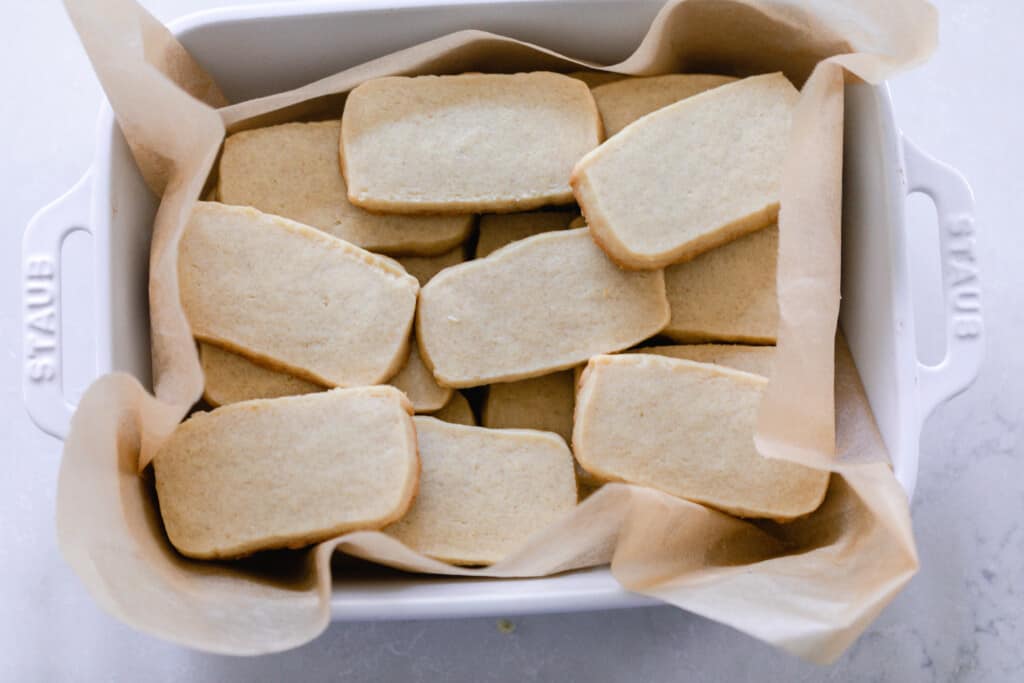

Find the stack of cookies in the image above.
[{"left": 155, "top": 70, "right": 828, "bottom": 565}]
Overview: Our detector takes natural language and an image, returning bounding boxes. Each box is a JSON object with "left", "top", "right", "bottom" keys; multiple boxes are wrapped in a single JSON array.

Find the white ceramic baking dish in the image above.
[{"left": 23, "top": 0, "right": 982, "bottom": 620}]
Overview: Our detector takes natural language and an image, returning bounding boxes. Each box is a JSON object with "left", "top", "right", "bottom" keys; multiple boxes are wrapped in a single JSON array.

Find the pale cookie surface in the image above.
[
  {"left": 397, "top": 246, "right": 466, "bottom": 285},
  {"left": 573, "top": 354, "right": 828, "bottom": 520},
  {"left": 483, "top": 370, "right": 576, "bottom": 443},
  {"left": 200, "top": 342, "right": 322, "bottom": 406},
  {"left": 475, "top": 210, "right": 577, "bottom": 258},
  {"left": 632, "top": 344, "right": 775, "bottom": 377},
  {"left": 572, "top": 72, "right": 798, "bottom": 269},
  {"left": 417, "top": 228, "right": 670, "bottom": 387},
  {"left": 219, "top": 121, "right": 472, "bottom": 255},
  {"left": 390, "top": 342, "right": 453, "bottom": 412},
  {"left": 179, "top": 202, "right": 418, "bottom": 387},
  {"left": 664, "top": 224, "right": 778, "bottom": 343},
  {"left": 154, "top": 387, "right": 420, "bottom": 559},
  {"left": 385, "top": 417, "right": 577, "bottom": 565},
  {"left": 430, "top": 391, "right": 476, "bottom": 426},
  {"left": 591, "top": 74, "right": 737, "bottom": 137},
  {"left": 341, "top": 73, "right": 603, "bottom": 213}
]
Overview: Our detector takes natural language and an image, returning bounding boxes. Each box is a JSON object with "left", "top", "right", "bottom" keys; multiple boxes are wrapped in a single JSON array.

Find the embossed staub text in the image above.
[
  {"left": 946, "top": 212, "right": 981, "bottom": 340},
  {"left": 24, "top": 255, "right": 58, "bottom": 382}
]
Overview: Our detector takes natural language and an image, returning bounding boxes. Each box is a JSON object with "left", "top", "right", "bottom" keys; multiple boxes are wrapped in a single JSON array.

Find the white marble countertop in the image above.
[{"left": 1, "top": 0, "right": 1020, "bottom": 680}]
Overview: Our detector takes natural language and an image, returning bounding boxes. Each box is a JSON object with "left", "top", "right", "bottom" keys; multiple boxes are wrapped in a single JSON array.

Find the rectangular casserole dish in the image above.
[{"left": 22, "top": 0, "right": 982, "bottom": 621}]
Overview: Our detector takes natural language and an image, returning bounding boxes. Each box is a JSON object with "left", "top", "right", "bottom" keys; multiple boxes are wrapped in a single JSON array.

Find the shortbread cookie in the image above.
[
  {"left": 591, "top": 74, "right": 736, "bottom": 137},
  {"left": 201, "top": 337, "right": 452, "bottom": 412},
  {"left": 154, "top": 387, "right": 419, "bottom": 559},
  {"left": 390, "top": 341, "right": 453, "bottom": 412},
  {"left": 341, "top": 73, "right": 603, "bottom": 213},
  {"left": 573, "top": 354, "right": 828, "bottom": 520},
  {"left": 663, "top": 224, "right": 778, "bottom": 343},
  {"left": 567, "top": 71, "right": 627, "bottom": 88},
  {"left": 482, "top": 370, "right": 575, "bottom": 443},
  {"left": 572, "top": 73, "right": 798, "bottom": 269},
  {"left": 632, "top": 344, "right": 775, "bottom": 377},
  {"left": 219, "top": 121, "right": 472, "bottom": 255},
  {"left": 481, "top": 370, "right": 603, "bottom": 490},
  {"left": 430, "top": 391, "right": 476, "bottom": 426},
  {"left": 417, "top": 228, "right": 669, "bottom": 387},
  {"left": 179, "top": 202, "right": 418, "bottom": 387},
  {"left": 475, "top": 210, "right": 577, "bottom": 258},
  {"left": 385, "top": 417, "right": 577, "bottom": 564},
  {"left": 200, "top": 342, "right": 322, "bottom": 406},
  {"left": 397, "top": 246, "right": 466, "bottom": 285}
]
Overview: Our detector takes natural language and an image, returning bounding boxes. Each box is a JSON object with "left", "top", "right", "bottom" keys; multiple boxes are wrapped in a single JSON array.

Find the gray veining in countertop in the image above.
[{"left": 1, "top": 0, "right": 1020, "bottom": 680}]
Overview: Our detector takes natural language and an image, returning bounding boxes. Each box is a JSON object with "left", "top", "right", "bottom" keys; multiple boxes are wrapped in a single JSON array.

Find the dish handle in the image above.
[
  {"left": 901, "top": 136, "right": 983, "bottom": 422},
  {"left": 21, "top": 171, "right": 94, "bottom": 439}
]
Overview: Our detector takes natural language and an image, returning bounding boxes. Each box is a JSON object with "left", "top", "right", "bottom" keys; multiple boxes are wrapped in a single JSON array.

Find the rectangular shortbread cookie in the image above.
[
  {"left": 417, "top": 228, "right": 669, "bottom": 387},
  {"left": 482, "top": 370, "right": 575, "bottom": 443},
  {"left": 154, "top": 387, "right": 419, "bottom": 559},
  {"left": 430, "top": 391, "right": 476, "bottom": 426},
  {"left": 219, "top": 121, "right": 472, "bottom": 255},
  {"left": 201, "top": 340, "right": 450, "bottom": 412},
  {"left": 341, "top": 73, "right": 603, "bottom": 213},
  {"left": 200, "top": 342, "right": 322, "bottom": 406},
  {"left": 573, "top": 354, "right": 828, "bottom": 520},
  {"left": 397, "top": 246, "right": 466, "bottom": 286},
  {"left": 571, "top": 73, "right": 798, "bottom": 269},
  {"left": 591, "top": 74, "right": 736, "bottom": 137},
  {"left": 475, "top": 210, "right": 578, "bottom": 258},
  {"left": 385, "top": 417, "right": 576, "bottom": 565},
  {"left": 632, "top": 344, "right": 775, "bottom": 377},
  {"left": 663, "top": 224, "right": 778, "bottom": 342},
  {"left": 179, "top": 202, "right": 418, "bottom": 387},
  {"left": 389, "top": 342, "right": 453, "bottom": 412}
]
